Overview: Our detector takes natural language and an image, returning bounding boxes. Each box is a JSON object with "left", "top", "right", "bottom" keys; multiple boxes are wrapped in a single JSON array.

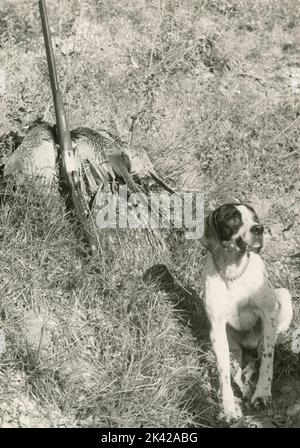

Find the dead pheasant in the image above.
[
  {"left": 2, "top": 120, "right": 176, "bottom": 197},
  {"left": 69, "top": 127, "right": 142, "bottom": 197},
  {"left": 2, "top": 121, "right": 57, "bottom": 184},
  {"left": 1, "top": 122, "right": 155, "bottom": 193}
]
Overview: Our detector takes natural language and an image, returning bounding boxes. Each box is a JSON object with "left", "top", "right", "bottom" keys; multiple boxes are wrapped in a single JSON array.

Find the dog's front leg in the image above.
[
  {"left": 210, "top": 320, "right": 242, "bottom": 422},
  {"left": 251, "top": 308, "right": 278, "bottom": 408}
]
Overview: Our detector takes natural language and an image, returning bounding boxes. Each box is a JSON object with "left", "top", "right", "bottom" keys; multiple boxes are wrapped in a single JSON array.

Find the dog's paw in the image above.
[
  {"left": 251, "top": 393, "right": 272, "bottom": 410},
  {"left": 219, "top": 404, "right": 243, "bottom": 424}
]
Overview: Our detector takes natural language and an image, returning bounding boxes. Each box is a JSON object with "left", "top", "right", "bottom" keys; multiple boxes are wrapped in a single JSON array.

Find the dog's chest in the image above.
[{"left": 203, "top": 253, "right": 272, "bottom": 329}]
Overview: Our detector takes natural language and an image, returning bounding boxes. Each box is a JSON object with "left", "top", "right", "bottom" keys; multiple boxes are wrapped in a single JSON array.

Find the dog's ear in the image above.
[{"left": 200, "top": 210, "right": 221, "bottom": 252}]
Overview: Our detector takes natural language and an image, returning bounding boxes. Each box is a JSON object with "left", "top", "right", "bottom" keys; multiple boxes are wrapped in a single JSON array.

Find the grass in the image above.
[{"left": 0, "top": 0, "right": 299, "bottom": 427}]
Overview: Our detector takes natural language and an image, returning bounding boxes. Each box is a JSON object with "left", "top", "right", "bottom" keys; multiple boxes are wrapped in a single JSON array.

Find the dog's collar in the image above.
[{"left": 212, "top": 251, "right": 251, "bottom": 282}]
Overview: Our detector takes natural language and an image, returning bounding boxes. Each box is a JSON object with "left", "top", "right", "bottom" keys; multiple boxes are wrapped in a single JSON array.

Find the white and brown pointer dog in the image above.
[{"left": 200, "top": 203, "right": 293, "bottom": 422}]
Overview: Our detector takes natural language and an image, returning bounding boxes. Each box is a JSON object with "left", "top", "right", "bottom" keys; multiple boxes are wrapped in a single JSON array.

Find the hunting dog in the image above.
[{"left": 200, "top": 203, "right": 293, "bottom": 422}]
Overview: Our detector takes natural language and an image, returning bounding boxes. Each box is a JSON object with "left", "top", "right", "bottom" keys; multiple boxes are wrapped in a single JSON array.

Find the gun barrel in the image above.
[
  {"left": 39, "top": 0, "right": 74, "bottom": 170},
  {"left": 39, "top": 0, "right": 59, "bottom": 93}
]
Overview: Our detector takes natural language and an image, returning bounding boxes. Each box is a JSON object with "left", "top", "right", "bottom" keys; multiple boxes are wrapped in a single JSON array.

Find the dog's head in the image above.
[{"left": 200, "top": 203, "right": 264, "bottom": 254}]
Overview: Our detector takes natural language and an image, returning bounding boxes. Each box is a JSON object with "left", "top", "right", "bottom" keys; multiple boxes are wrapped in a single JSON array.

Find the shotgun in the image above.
[{"left": 39, "top": 0, "right": 99, "bottom": 255}]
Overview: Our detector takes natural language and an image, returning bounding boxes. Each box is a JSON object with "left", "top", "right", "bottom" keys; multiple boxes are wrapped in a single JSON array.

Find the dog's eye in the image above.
[{"left": 229, "top": 217, "right": 240, "bottom": 226}]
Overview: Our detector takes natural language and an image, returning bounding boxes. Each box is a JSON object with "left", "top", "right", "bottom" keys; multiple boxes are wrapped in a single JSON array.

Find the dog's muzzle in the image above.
[
  {"left": 250, "top": 224, "right": 264, "bottom": 235},
  {"left": 236, "top": 234, "right": 264, "bottom": 254}
]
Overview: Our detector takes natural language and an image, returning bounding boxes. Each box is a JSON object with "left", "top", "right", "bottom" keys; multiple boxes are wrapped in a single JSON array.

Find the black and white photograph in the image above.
[{"left": 0, "top": 0, "right": 299, "bottom": 432}]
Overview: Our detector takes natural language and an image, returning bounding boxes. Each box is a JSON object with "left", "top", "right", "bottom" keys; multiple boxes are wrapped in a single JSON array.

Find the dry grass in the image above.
[{"left": 0, "top": 0, "right": 299, "bottom": 427}]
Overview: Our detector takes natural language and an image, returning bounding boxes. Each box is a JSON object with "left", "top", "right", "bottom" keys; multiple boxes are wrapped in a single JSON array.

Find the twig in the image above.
[
  {"left": 238, "top": 70, "right": 266, "bottom": 85},
  {"left": 34, "top": 318, "right": 45, "bottom": 366},
  {"left": 278, "top": 150, "right": 300, "bottom": 160},
  {"left": 262, "top": 115, "right": 300, "bottom": 151},
  {"left": 149, "top": 170, "right": 178, "bottom": 195}
]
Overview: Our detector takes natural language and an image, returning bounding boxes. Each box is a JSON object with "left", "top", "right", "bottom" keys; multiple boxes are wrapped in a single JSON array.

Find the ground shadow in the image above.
[
  {"left": 143, "top": 263, "right": 217, "bottom": 426},
  {"left": 143, "top": 263, "right": 210, "bottom": 343}
]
